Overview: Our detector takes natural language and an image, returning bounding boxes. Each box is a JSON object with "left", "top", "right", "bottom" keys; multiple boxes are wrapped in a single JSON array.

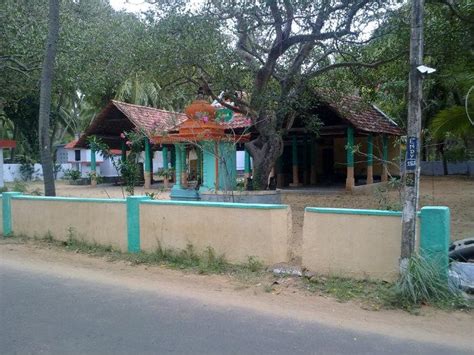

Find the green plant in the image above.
[
  {"left": 246, "top": 256, "right": 263, "bottom": 273},
  {"left": 18, "top": 156, "right": 36, "bottom": 181},
  {"left": 88, "top": 171, "right": 104, "bottom": 184},
  {"left": 29, "top": 188, "right": 43, "bottom": 196},
  {"left": 156, "top": 168, "right": 175, "bottom": 179},
  {"left": 390, "top": 254, "right": 470, "bottom": 310},
  {"left": 0, "top": 186, "right": 8, "bottom": 193},
  {"left": 12, "top": 179, "right": 28, "bottom": 193},
  {"left": 63, "top": 169, "right": 81, "bottom": 181}
]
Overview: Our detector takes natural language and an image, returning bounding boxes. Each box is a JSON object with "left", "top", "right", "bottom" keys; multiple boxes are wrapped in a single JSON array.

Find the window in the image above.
[{"left": 75, "top": 150, "right": 81, "bottom": 161}]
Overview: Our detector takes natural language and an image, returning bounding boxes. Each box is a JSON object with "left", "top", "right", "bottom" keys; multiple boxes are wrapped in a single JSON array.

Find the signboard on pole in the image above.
[{"left": 406, "top": 136, "right": 418, "bottom": 171}]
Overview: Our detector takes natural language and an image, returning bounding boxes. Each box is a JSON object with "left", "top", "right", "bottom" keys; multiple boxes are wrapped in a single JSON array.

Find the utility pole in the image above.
[{"left": 401, "top": 0, "right": 425, "bottom": 266}]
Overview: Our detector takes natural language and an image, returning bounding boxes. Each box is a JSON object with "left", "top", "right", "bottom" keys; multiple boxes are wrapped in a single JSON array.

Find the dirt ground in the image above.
[{"left": 1, "top": 240, "right": 473, "bottom": 351}]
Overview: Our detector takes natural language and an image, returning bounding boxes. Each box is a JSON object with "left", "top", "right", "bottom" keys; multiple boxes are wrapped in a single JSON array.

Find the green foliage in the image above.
[
  {"left": 156, "top": 168, "right": 175, "bottom": 179},
  {"left": 63, "top": 169, "right": 81, "bottom": 181},
  {"left": 390, "top": 254, "right": 470, "bottom": 310},
  {"left": 0, "top": 186, "right": 9, "bottom": 193},
  {"left": 18, "top": 156, "right": 36, "bottom": 181},
  {"left": 305, "top": 275, "right": 392, "bottom": 306},
  {"left": 12, "top": 180, "right": 28, "bottom": 193},
  {"left": 429, "top": 106, "right": 474, "bottom": 141}
]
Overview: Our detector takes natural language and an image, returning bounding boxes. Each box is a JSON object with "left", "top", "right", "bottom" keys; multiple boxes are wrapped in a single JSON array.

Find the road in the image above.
[{"left": 1, "top": 262, "right": 470, "bottom": 355}]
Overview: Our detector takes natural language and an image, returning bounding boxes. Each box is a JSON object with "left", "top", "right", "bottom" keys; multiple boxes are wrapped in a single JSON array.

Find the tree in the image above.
[
  {"left": 178, "top": 0, "right": 400, "bottom": 188},
  {"left": 38, "top": 0, "right": 60, "bottom": 196}
]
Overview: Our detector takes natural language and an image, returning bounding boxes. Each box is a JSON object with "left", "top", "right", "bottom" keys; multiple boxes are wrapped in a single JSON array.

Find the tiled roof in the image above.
[
  {"left": 318, "top": 92, "right": 403, "bottom": 135},
  {"left": 112, "top": 100, "right": 187, "bottom": 135}
]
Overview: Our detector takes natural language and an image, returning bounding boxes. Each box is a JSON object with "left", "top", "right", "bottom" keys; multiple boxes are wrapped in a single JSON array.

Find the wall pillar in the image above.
[
  {"left": 126, "top": 195, "right": 151, "bottom": 253},
  {"left": 172, "top": 144, "right": 183, "bottom": 189},
  {"left": 0, "top": 148, "right": 4, "bottom": 188},
  {"left": 2, "top": 192, "right": 21, "bottom": 237},
  {"left": 144, "top": 138, "right": 151, "bottom": 189},
  {"left": 345, "top": 126, "right": 355, "bottom": 191},
  {"left": 420, "top": 206, "right": 450, "bottom": 277},
  {"left": 218, "top": 142, "right": 236, "bottom": 191},
  {"left": 290, "top": 136, "right": 301, "bottom": 187},
  {"left": 162, "top": 146, "right": 169, "bottom": 169},
  {"left": 181, "top": 144, "right": 187, "bottom": 188},
  {"left": 367, "top": 134, "right": 374, "bottom": 184},
  {"left": 382, "top": 135, "right": 388, "bottom": 182},
  {"left": 310, "top": 137, "right": 317, "bottom": 185},
  {"left": 200, "top": 141, "right": 216, "bottom": 191},
  {"left": 90, "top": 147, "right": 97, "bottom": 187}
]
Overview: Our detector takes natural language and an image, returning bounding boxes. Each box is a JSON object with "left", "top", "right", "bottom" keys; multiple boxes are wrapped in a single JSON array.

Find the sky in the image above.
[{"left": 109, "top": 0, "right": 153, "bottom": 13}]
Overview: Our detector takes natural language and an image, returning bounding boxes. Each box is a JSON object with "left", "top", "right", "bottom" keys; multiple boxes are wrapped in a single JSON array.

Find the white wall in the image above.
[{"left": 3, "top": 163, "right": 73, "bottom": 182}]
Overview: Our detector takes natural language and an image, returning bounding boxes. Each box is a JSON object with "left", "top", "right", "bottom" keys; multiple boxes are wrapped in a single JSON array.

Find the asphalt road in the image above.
[{"left": 0, "top": 264, "right": 469, "bottom": 355}]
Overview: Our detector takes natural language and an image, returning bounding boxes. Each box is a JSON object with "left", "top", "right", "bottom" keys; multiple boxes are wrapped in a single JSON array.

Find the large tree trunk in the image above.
[
  {"left": 38, "top": 0, "right": 59, "bottom": 196},
  {"left": 245, "top": 113, "right": 283, "bottom": 189}
]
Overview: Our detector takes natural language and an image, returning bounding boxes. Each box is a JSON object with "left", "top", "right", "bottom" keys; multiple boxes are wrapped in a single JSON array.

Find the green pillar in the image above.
[
  {"left": 200, "top": 141, "right": 216, "bottom": 191},
  {"left": 144, "top": 138, "right": 151, "bottom": 173},
  {"left": 170, "top": 146, "right": 176, "bottom": 168},
  {"left": 126, "top": 195, "right": 151, "bottom": 253},
  {"left": 90, "top": 147, "right": 96, "bottom": 172},
  {"left": 121, "top": 141, "right": 127, "bottom": 162},
  {"left": 367, "top": 134, "right": 374, "bottom": 184},
  {"left": 367, "top": 134, "right": 373, "bottom": 166},
  {"left": 244, "top": 150, "right": 251, "bottom": 174},
  {"left": 196, "top": 148, "right": 202, "bottom": 181},
  {"left": 292, "top": 136, "right": 298, "bottom": 166},
  {"left": 162, "top": 146, "right": 169, "bottom": 169},
  {"left": 346, "top": 127, "right": 354, "bottom": 168},
  {"left": 218, "top": 142, "right": 236, "bottom": 191},
  {"left": 346, "top": 126, "right": 355, "bottom": 190},
  {"left": 173, "top": 144, "right": 183, "bottom": 188},
  {"left": 382, "top": 134, "right": 388, "bottom": 182},
  {"left": 2, "top": 192, "right": 21, "bottom": 237},
  {"left": 420, "top": 206, "right": 450, "bottom": 277}
]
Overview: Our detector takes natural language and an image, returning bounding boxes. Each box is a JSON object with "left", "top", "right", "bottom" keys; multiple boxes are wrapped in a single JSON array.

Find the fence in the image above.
[{"left": 0, "top": 192, "right": 449, "bottom": 281}]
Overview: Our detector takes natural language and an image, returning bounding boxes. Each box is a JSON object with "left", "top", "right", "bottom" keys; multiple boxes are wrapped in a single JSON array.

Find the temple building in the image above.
[{"left": 70, "top": 91, "right": 402, "bottom": 198}]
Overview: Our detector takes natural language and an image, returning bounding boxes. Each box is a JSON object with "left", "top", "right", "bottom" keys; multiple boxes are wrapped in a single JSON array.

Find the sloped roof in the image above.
[
  {"left": 112, "top": 100, "right": 187, "bottom": 135},
  {"left": 317, "top": 92, "right": 403, "bottom": 136}
]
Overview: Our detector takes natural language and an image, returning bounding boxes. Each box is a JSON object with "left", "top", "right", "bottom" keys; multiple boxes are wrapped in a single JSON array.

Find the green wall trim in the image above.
[
  {"left": 12, "top": 195, "right": 126, "bottom": 204},
  {"left": 244, "top": 149, "right": 251, "bottom": 173},
  {"left": 305, "top": 207, "right": 402, "bottom": 217},
  {"left": 420, "top": 206, "right": 450, "bottom": 275},
  {"left": 2, "top": 192, "right": 22, "bottom": 236},
  {"left": 142, "top": 199, "right": 288, "bottom": 210},
  {"left": 126, "top": 196, "right": 151, "bottom": 253}
]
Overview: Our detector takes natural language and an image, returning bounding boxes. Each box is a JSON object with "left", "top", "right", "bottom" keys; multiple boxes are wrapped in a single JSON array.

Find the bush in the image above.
[
  {"left": 12, "top": 180, "right": 28, "bottom": 193},
  {"left": 390, "top": 254, "right": 469, "bottom": 310},
  {"left": 63, "top": 169, "right": 81, "bottom": 181}
]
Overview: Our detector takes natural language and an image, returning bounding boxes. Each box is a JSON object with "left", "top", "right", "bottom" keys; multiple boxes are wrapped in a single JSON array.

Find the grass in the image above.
[{"left": 304, "top": 276, "right": 393, "bottom": 310}]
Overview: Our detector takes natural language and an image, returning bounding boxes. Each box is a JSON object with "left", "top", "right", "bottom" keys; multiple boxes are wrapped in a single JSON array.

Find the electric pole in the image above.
[{"left": 401, "top": 0, "right": 425, "bottom": 267}]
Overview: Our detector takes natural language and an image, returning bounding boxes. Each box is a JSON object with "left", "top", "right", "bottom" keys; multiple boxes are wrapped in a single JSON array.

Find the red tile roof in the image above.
[
  {"left": 318, "top": 92, "right": 403, "bottom": 135},
  {"left": 112, "top": 100, "right": 187, "bottom": 136}
]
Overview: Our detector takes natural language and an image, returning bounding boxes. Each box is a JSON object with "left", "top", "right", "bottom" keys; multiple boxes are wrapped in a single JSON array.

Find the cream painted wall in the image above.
[
  {"left": 302, "top": 211, "right": 419, "bottom": 281},
  {"left": 11, "top": 199, "right": 127, "bottom": 251},
  {"left": 140, "top": 203, "right": 291, "bottom": 265}
]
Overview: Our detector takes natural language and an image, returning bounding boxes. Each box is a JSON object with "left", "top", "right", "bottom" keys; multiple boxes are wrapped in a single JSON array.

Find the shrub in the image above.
[
  {"left": 390, "top": 253, "right": 469, "bottom": 310},
  {"left": 63, "top": 169, "right": 81, "bottom": 181}
]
